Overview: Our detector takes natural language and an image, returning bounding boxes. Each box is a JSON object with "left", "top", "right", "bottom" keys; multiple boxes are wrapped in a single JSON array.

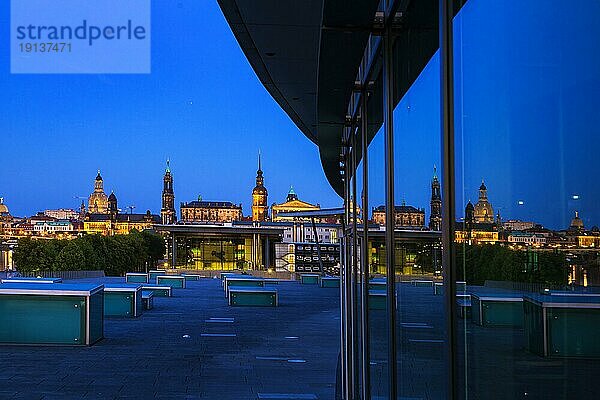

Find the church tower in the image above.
[
  {"left": 161, "top": 159, "right": 176, "bottom": 225},
  {"left": 252, "top": 152, "right": 268, "bottom": 221},
  {"left": 108, "top": 192, "right": 118, "bottom": 221},
  {"left": 429, "top": 166, "right": 442, "bottom": 231}
]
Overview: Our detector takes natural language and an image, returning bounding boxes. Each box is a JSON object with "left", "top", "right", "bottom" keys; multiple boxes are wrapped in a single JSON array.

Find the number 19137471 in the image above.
[{"left": 19, "top": 42, "right": 72, "bottom": 53}]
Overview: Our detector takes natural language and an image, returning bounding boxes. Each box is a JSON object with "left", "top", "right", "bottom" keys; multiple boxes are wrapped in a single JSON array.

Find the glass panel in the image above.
[
  {"left": 454, "top": 1, "right": 600, "bottom": 398},
  {"left": 367, "top": 127, "right": 390, "bottom": 398},
  {"left": 393, "top": 51, "right": 444, "bottom": 398}
]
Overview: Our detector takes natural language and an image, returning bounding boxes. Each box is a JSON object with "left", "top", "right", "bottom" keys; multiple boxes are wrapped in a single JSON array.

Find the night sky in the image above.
[{"left": 1, "top": 0, "right": 598, "bottom": 231}]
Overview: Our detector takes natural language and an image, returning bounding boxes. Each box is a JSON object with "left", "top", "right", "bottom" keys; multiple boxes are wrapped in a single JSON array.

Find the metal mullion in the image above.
[
  {"left": 440, "top": 0, "right": 458, "bottom": 399},
  {"left": 383, "top": 23, "right": 398, "bottom": 400},
  {"left": 351, "top": 126, "right": 360, "bottom": 400},
  {"left": 360, "top": 91, "right": 371, "bottom": 400}
]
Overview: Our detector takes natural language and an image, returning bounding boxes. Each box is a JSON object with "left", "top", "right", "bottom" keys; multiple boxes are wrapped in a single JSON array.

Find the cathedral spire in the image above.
[{"left": 258, "top": 150, "right": 262, "bottom": 172}]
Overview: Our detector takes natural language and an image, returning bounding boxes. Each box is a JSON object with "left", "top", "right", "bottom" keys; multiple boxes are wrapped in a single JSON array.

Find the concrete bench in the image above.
[
  {"left": 141, "top": 290, "right": 154, "bottom": 310},
  {"left": 125, "top": 273, "right": 148, "bottom": 284},
  {"left": 141, "top": 285, "right": 172, "bottom": 297},
  {"left": 225, "top": 277, "right": 265, "bottom": 297},
  {"left": 148, "top": 270, "right": 167, "bottom": 283},
  {"left": 104, "top": 284, "right": 143, "bottom": 318},
  {"left": 156, "top": 275, "right": 186, "bottom": 289},
  {"left": 524, "top": 294, "right": 600, "bottom": 358},
  {"left": 0, "top": 283, "right": 104, "bottom": 345},
  {"left": 300, "top": 274, "right": 320, "bottom": 284},
  {"left": 320, "top": 276, "right": 340, "bottom": 288},
  {"left": 181, "top": 274, "right": 201, "bottom": 281},
  {"left": 228, "top": 288, "right": 278, "bottom": 307},
  {"left": 471, "top": 291, "right": 524, "bottom": 327},
  {"left": 1, "top": 277, "right": 62, "bottom": 284}
]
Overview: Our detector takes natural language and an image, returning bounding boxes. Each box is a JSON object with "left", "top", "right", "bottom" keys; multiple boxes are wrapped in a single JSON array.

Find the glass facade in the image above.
[
  {"left": 338, "top": 0, "right": 600, "bottom": 399},
  {"left": 174, "top": 237, "right": 247, "bottom": 270}
]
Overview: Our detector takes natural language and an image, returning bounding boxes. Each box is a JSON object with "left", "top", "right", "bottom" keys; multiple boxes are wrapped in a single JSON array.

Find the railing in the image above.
[{"left": 20, "top": 270, "right": 106, "bottom": 280}]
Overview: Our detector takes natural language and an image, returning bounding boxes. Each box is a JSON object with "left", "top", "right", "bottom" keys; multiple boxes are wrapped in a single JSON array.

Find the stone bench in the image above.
[{"left": 0, "top": 283, "right": 103, "bottom": 345}]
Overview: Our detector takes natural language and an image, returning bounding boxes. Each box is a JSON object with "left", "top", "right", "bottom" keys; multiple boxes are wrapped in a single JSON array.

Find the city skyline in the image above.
[
  {"left": 1, "top": 0, "right": 598, "bottom": 231},
  {"left": 1, "top": 161, "right": 597, "bottom": 233}
]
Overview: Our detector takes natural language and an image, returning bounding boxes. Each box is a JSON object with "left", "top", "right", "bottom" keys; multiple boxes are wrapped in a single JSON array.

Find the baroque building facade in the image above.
[
  {"left": 372, "top": 202, "right": 426, "bottom": 228},
  {"left": 271, "top": 187, "right": 321, "bottom": 221},
  {"left": 180, "top": 200, "right": 243, "bottom": 223}
]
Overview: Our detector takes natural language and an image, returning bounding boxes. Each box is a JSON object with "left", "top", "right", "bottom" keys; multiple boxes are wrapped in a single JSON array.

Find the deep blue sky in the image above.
[{"left": 1, "top": 0, "right": 599, "bottom": 230}]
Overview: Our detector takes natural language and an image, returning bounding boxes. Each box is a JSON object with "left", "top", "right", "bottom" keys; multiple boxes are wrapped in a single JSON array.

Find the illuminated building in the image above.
[
  {"left": 372, "top": 201, "right": 425, "bottom": 229},
  {"left": 156, "top": 223, "right": 282, "bottom": 270},
  {"left": 503, "top": 219, "right": 535, "bottom": 231},
  {"left": 160, "top": 160, "right": 177, "bottom": 225},
  {"left": 568, "top": 211, "right": 585, "bottom": 233},
  {"left": 429, "top": 166, "right": 442, "bottom": 231},
  {"left": 271, "top": 187, "right": 320, "bottom": 222},
  {"left": 84, "top": 192, "right": 159, "bottom": 235},
  {"left": 251, "top": 153, "right": 268, "bottom": 222},
  {"left": 180, "top": 199, "right": 243, "bottom": 223},
  {"left": 87, "top": 170, "right": 109, "bottom": 214},
  {"left": 0, "top": 198, "right": 11, "bottom": 218},
  {"left": 455, "top": 200, "right": 499, "bottom": 244},
  {"left": 473, "top": 180, "right": 494, "bottom": 223},
  {"left": 43, "top": 209, "right": 80, "bottom": 220}
]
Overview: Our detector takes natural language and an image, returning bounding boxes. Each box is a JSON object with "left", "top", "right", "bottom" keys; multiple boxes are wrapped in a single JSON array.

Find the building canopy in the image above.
[{"left": 217, "top": 0, "right": 464, "bottom": 197}]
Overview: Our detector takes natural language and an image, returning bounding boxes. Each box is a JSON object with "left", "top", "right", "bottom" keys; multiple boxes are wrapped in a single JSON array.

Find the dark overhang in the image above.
[{"left": 217, "top": 0, "right": 465, "bottom": 197}]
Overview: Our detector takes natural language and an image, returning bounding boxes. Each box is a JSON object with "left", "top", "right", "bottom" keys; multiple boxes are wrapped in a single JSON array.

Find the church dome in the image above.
[
  {"left": 108, "top": 192, "right": 117, "bottom": 201},
  {"left": 570, "top": 211, "right": 584, "bottom": 230},
  {"left": 0, "top": 198, "right": 9, "bottom": 215},
  {"left": 474, "top": 200, "right": 494, "bottom": 222}
]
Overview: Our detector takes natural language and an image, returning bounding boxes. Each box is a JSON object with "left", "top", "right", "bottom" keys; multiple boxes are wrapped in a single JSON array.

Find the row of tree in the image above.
[
  {"left": 13, "top": 230, "right": 165, "bottom": 276},
  {"left": 456, "top": 244, "right": 568, "bottom": 286}
]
